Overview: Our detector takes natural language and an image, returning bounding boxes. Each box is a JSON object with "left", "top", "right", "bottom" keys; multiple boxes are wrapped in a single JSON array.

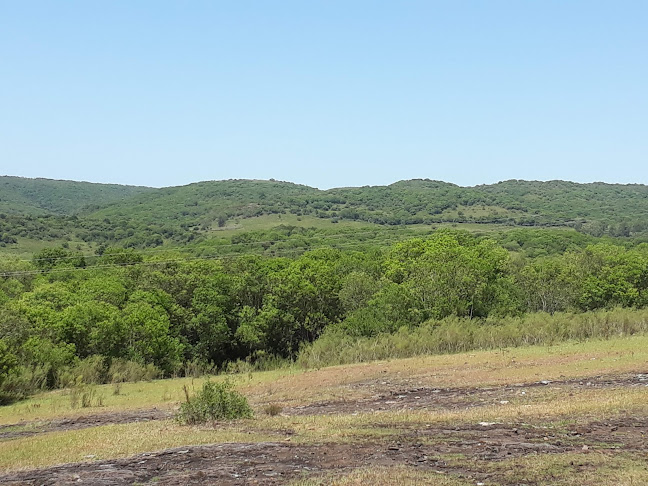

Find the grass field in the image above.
[
  {"left": 0, "top": 214, "right": 538, "bottom": 263},
  {"left": 1, "top": 334, "right": 647, "bottom": 484}
]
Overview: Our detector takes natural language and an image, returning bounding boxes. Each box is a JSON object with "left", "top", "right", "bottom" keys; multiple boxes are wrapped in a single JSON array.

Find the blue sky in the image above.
[{"left": 1, "top": 1, "right": 646, "bottom": 189}]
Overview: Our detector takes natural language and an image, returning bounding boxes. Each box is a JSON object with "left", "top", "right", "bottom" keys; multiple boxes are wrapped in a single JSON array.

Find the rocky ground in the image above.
[{"left": 1, "top": 373, "right": 646, "bottom": 485}]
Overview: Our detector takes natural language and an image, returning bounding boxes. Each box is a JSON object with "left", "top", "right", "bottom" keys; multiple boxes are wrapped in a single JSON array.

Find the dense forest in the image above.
[
  {"left": 0, "top": 176, "right": 153, "bottom": 215},
  {"left": 2, "top": 177, "right": 648, "bottom": 251},
  {"left": 1, "top": 229, "right": 648, "bottom": 402},
  {"left": 1, "top": 176, "right": 648, "bottom": 403}
]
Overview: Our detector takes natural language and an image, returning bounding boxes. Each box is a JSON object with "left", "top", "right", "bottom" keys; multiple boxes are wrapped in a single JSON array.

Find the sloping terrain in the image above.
[
  {"left": 0, "top": 176, "right": 153, "bottom": 215},
  {"left": 87, "top": 178, "right": 648, "bottom": 232},
  {"left": 2, "top": 176, "right": 648, "bottom": 252},
  {"left": 0, "top": 336, "right": 647, "bottom": 485}
]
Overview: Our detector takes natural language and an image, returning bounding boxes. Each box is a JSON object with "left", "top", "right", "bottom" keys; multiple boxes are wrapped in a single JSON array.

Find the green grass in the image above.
[
  {"left": 0, "top": 237, "right": 97, "bottom": 259},
  {"left": 289, "top": 466, "right": 471, "bottom": 485},
  {"left": 459, "top": 452, "right": 648, "bottom": 486},
  {"left": 3, "top": 333, "right": 648, "bottom": 426},
  {"left": 1, "top": 335, "right": 648, "bottom": 479},
  {"left": 0, "top": 368, "right": 295, "bottom": 425},
  {"left": 0, "top": 420, "right": 276, "bottom": 470}
]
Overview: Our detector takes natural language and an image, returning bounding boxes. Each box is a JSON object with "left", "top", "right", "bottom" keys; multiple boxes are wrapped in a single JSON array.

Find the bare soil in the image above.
[
  {"left": 0, "top": 408, "right": 172, "bottom": 441},
  {"left": 1, "top": 373, "right": 646, "bottom": 485},
  {"left": 285, "top": 372, "right": 648, "bottom": 415},
  {"left": 1, "top": 416, "right": 646, "bottom": 485}
]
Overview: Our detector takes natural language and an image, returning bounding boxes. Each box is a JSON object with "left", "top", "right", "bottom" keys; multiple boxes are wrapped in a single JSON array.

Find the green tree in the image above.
[
  {"left": 386, "top": 231, "right": 512, "bottom": 319},
  {"left": 0, "top": 339, "right": 17, "bottom": 389},
  {"left": 123, "top": 292, "right": 183, "bottom": 373}
]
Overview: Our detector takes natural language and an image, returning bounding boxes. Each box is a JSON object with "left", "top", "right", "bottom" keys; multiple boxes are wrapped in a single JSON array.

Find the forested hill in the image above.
[
  {"left": 0, "top": 176, "right": 153, "bottom": 215},
  {"left": 4, "top": 177, "right": 648, "bottom": 398},
  {"left": 88, "top": 178, "right": 648, "bottom": 236},
  {"left": 2, "top": 176, "right": 648, "bottom": 249}
]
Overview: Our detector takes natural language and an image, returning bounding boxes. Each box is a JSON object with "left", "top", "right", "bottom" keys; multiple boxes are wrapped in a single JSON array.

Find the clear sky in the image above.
[{"left": 1, "top": 1, "right": 646, "bottom": 189}]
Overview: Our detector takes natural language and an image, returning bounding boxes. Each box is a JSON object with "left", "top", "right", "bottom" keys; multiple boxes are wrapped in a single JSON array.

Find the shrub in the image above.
[
  {"left": 224, "top": 359, "right": 253, "bottom": 375},
  {"left": 176, "top": 379, "right": 253, "bottom": 424},
  {"left": 69, "top": 381, "right": 104, "bottom": 408},
  {"left": 263, "top": 403, "right": 283, "bottom": 416},
  {"left": 108, "top": 359, "right": 160, "bottom": 383},
  {"left": 0, "top": 365, "right": 50, "bottom": 404},
  {"left": 184, "top": 359, "right": 215, "bottom": 378},
  {"left": 58, "top": 355, "right": 106, "bottom": 388},
  {"left": 224, "top": 352, "right": 289, "bottom": 375}
]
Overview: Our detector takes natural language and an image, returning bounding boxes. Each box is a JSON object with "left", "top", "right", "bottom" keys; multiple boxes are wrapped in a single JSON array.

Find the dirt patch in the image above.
[
  {"left": 2, "top": 373, "right": 646, "bottom": 443},
  {"left": 572, "top": 417, "right": 648, "bottom": 451},
  {"left": 0, "top": 408, "right": 172, "bottom": 441},
  {"left": 393, "top": 415, "right": 648, "bottom": 459},
  {"left": 1, "top": 415, "right": 645, "bottom": 485},
  {"left": 0, "top": 442, "right": 367, "bottom": 485},
  {"left": 285, "top": 373, "right": 648, "bottom": 416}
]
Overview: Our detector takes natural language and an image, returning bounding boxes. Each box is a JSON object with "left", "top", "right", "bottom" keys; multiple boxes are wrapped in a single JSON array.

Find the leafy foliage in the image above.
[
  {"left": 4, "top": 176, "right": 648, "bottom": 402},
  {"left": 3, "top": 177, "right": 648, "bottom": 251},
  {"left": 176, "top": 380, "right": 253, "bottom": 424},
  {"left": 0, "top": 175, "right": 152, "bottom": 215}
]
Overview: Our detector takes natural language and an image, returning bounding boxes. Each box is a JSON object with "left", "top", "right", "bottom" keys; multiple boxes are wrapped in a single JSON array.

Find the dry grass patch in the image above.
[
  {"left": 0, "top": 384, "right": 646, "bottom": 472},
  {"left": 0, "top": 420, "right": 276, "bottom": 472},
  {"left": 290, "top": 466, "right": 470, "bottom": 485},
  {"left": 472, "top": 452, "right": 648, "bottom": 485},
  {"left": 255, "top": 385, "right": 648, "bottom": 444}
]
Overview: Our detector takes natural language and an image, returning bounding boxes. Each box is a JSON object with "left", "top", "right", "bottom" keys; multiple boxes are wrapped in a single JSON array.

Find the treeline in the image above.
[{"left": 1, "top": 230, "right": 648, "bottom": 402}]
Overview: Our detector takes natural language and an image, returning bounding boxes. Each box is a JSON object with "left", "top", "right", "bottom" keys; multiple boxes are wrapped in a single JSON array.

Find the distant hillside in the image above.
[
  {"left": 88, "top": 178, "right": 648, "bottom": 237},
  {"left": 1, "top": 177, "right": 648, "bottom": 250},
  {"left": 88, "top": 179, "right": 320, "bottom": 227},
  {"left": 0, "top": 176, "right": 153, "bottom": 215}
]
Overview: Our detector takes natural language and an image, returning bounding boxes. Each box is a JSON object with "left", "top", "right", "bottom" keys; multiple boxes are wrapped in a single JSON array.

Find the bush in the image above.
[
  {"left": 108, "top": 359, "right": 161, "bottom": 383},
  {"left": 69, "top": 381, "right": 104, "bottom": 408},
  {"left": 224, "top": 359, "right": 253, "bottom": 375},
  {"left": 263, "top": 403, "right": 283, "bottom": 416},
  {"left": 224, "top": 352, "right": 289, "bottom": 375},
  {"left": 184, "top": 359, "right": 215, "bottom": 378},
  {"left": 58, "top": 355, "right": 107, "bottom": 388},
  {"left": 0, "top": 365, "right": 49, "bottom": 404},
  {"left": 176, "top": 379, "right": 253, "bottom": 424}
]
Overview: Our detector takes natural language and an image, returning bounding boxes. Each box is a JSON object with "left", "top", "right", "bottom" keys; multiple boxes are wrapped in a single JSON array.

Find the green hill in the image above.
[
  {"left": 0, "top": 176, "right": 153, "bottom": 215},
  {"left": 1, "top": 176, "right": 648, "bottom": 252},
  {"left": 88, "top": 178, "right": 648, "bottom": 236}
]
